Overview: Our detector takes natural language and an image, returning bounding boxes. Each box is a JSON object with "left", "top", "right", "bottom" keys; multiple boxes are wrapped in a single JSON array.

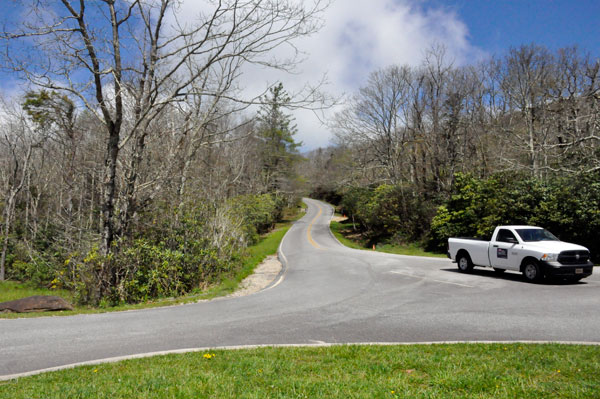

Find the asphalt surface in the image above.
[{"left": 1, "top": 198, "right": 599, "bottom": 378}]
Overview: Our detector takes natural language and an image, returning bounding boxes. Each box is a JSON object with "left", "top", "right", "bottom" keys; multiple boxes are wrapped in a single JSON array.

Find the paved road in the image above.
[{"left": 1, "top": 198, "right": 599, "bottom": 377}]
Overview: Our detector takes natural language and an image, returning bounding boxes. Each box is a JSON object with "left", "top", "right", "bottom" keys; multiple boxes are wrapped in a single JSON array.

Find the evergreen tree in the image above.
[{"left": 257, "top": 83, "right": 302, "bottom": 193}]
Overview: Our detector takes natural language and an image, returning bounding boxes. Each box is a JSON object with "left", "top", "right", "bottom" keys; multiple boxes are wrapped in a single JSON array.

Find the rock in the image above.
[{"left": 0, "top": 295, "right": 74, "bottom": 313}]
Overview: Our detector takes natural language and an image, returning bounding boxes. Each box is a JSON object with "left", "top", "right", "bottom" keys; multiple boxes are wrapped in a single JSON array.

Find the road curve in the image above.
[{"left": 1, "top": 198, "right": 600, "bottom": 378}]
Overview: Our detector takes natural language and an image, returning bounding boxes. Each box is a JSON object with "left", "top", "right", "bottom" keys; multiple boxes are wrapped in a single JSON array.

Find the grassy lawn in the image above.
[
  {"left": 1, "top": 344, "right": 598, "bottom": 398},
  {"left": 0, "top": 205, "right": 303, "bottom": 318},
  {"left": 330, "top": 220, "right": 446, "bottom": 258}
]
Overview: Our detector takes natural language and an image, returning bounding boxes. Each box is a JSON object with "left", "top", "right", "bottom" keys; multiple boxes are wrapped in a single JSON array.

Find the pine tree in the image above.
[{"left": 257, "top": 83, "right": 302, "bottom": 193}]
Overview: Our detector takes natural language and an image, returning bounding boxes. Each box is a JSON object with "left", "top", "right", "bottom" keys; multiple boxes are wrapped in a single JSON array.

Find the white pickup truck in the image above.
[{"left": 447, "top": 226, "right": 593, "bottom": 282}]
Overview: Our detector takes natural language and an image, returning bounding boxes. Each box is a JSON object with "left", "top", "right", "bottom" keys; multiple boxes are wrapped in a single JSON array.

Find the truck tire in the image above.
[
  {"left": 457, "top": 253, "right": 473, "bottom": 272},
  {"left": 522, "top": 261, "right": 543, "bottom": 282}
]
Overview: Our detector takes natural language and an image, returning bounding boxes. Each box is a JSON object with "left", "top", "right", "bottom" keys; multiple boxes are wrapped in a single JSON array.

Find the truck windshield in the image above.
[{"left": 515, "top": 229, "right": 559, "bottom": 242}]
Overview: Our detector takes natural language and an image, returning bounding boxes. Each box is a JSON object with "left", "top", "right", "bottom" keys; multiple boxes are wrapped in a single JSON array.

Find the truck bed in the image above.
[{"left": 448, "top": 237, "right": 491, "bottom": 267}]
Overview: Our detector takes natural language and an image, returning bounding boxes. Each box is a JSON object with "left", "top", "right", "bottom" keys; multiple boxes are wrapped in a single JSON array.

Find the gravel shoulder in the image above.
[{"left": 227, "top": 255, "right": 282, "bottom": 298}]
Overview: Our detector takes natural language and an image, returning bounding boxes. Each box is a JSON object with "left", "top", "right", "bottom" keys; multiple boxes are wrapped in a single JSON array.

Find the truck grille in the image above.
[{"left": 558, "top": 250, "right": 590, "bottom": 265}]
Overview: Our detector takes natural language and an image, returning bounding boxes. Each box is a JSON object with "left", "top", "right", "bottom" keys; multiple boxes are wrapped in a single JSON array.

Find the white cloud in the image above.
[
  {"left": 1, "top": 0, "right": 484, "bottom": 151},
  {"left": 209, "top": 0, "right": 485, "bottom": 150}
]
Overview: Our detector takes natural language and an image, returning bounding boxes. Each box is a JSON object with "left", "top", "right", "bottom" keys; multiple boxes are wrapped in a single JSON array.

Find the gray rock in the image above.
[{"left": 0, "top": 295, "right": 74, "bottom": 313}]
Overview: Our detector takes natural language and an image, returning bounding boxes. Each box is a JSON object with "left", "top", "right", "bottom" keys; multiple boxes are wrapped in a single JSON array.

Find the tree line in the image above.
[{"left": 306, "top": 44, "right": 600, "bottom": 260}]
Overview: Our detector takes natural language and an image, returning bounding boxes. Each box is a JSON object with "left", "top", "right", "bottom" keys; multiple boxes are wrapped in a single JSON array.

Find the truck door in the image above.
[{"left": 489, "top": 229, "right": 519, "bottom": 271}]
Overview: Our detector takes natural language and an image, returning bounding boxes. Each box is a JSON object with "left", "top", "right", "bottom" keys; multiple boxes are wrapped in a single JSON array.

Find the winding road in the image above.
[{"left": 1, "top": 198, "right": 599, "bottom": 379}]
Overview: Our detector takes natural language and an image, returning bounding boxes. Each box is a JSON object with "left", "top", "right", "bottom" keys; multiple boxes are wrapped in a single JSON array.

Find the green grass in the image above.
[
  {"left": 2, "top": 344, "right": 598, "bottom": 398},
  {"left": 330, "top": 220, "right": 446, "bottom": 258},
  {"left": 0, "top": 205, "right": 303, "bottom": 318}
]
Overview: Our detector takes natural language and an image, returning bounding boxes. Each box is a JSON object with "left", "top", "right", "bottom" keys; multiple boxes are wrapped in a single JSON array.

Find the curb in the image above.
[{"left": 2, "top": 340, "right": 599, "bottom": 381}]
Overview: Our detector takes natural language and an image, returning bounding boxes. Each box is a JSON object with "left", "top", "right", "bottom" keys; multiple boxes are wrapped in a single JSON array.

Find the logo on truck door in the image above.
[{"left": 497, "top": 248, "right": 508, "bottom": 259}]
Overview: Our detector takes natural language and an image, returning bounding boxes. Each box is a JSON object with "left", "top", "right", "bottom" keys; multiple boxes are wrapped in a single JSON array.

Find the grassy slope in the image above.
[
  {"left": 330, "top": 220, "right": 446, "bottom": 258},
  {"left": 2, "top": 344, "right": 598, "bottom": 398},
  {"left": 0, "top": 205, "right": 304, "bottom": 318}
]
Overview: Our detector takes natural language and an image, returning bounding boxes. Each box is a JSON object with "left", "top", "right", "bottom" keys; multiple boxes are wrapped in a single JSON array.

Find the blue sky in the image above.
[
  {"left": 427, "top": 0, "right": 600, "bottom": 57},
  {"left": 292, "top": 0, "right": 600, "bottom": 148}
]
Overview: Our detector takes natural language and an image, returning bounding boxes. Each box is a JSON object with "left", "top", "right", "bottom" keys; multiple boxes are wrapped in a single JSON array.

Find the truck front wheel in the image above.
[
  {"left": 457, "top": 253, "right": 473, "bottom": 272},
  {"left": 523, "top": 261, "right": 543, "bottom": 283}
]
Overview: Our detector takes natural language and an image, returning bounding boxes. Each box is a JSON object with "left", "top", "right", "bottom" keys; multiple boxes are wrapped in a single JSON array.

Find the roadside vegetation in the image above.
[
  {"left": 305, "top": 44, "right": 600, "bottom": 263},
  {"left": 330, "top": 220, "right": 445, "bottom": 258},
  {"left": 320, "top": 171, "right": 600, "bottom": 262},
  {"left": 2, "top": 344, "right": 599, "bottom": 398},
  {"left": 0, "top": 1, "right": 321, "bottom": 311},
  {"left": 0, "top": 52, "right": 308, "bottom": 309},
  {"left": 0, "top": 203, "right": 303, "bottom": 318}
]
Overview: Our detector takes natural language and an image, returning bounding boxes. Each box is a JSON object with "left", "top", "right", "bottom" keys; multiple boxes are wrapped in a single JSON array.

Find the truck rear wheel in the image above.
[
  {"left": 457, "top": 253, "right": 473, "bottom": 272},
  {"left": 523, "top": 261, "right": 543, "bottom": 282}
]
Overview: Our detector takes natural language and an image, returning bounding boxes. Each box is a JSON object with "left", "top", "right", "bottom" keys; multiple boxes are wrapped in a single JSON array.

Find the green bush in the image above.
[
  {"left": 228, "top": 193, "right": 284, "bottom": 245},
  {"left": 428, "top": 172, "right": 600, "bottom": 262},
  {"left": 530, "top": 173, "right": 600, "bottom": 261},
  {"left": 64, "top": 194, "right": 287, "bottom": 306},
  {"left": 338, "top": 184, "right": 438, "bottom": 245},
  {"left": 6, "top": 241, "right": 61, "bottom": 287},
  {"left": 427, "top": 172, "right": 543, "bottom": 250}
]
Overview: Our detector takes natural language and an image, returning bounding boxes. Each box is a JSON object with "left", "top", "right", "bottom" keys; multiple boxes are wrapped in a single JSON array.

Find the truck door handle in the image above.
[{"left": 493, "top": 245, "right": 498, "bottom": 248}]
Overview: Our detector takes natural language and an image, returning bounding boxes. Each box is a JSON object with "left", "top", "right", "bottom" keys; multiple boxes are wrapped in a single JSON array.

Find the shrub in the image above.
[
  {"left": 338, "top": 184, "right": 438, "bottom": 245},
  {"left": 228, "top": 193, "right": 284, "bottom": 245},
  {"left": 65, "top": 194, "right": 288, "bottom": 305},
  {"left": 428, "top": 172, "right": 600, "bottom": 261}
]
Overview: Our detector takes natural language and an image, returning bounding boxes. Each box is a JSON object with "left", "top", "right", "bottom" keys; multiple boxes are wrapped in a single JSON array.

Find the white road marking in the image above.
[
  {"left": 389, "top": 270, "right": 475, "bottom": 288},
  {"left": 264, "top": 217, "right": 292, "bottom": 292}
]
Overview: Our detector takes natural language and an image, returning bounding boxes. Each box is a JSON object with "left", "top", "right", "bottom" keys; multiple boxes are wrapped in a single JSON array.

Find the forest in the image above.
[
  {"left": 1, "top": 1, "right": 599, "bottom": 307},
  {"left": 306, "top": 44, "right": 600, "bottom": 261},
  {"left": 0, "top": 0, "right": 323, "bottom": 305}
]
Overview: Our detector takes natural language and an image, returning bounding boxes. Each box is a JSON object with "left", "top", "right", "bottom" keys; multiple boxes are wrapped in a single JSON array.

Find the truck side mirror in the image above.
[{"left": 506, "top": 237, "right": 518, "bottom": 244}]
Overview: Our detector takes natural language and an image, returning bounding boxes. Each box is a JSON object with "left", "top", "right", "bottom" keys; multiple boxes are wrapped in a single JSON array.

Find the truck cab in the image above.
[{"left": 490, "top": 227, "right": 521, "bottom": 270}]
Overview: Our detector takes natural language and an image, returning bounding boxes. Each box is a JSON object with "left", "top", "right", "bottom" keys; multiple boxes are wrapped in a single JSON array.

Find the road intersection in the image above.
[{"left": 1, "top": 198, "right": 599, "bottom": 379}]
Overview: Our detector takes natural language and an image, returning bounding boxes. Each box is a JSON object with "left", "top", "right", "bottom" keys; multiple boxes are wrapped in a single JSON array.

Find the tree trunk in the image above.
[
  {"left": 120, "top": 132, "right": 147, "bottom": 237},
  {"left": 0, "top": 194, "right": 16, "bottom": 281},
  {"left": 100, "top": 125, "right": 120, "bottom": 258}
]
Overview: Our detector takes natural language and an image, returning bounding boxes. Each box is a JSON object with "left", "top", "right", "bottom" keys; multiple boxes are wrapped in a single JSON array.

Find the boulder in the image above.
[{"left": 0, "top": 295, "right": 74, "bottom": 313}]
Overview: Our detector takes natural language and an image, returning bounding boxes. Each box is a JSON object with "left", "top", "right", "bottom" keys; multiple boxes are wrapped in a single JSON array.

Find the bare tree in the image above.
[
  {"left": 0, "top": 99, "right": 49, "bottom": 280},
  {"left": 496, "top": 44, "right": 556, "bottom": 178},
  {"left": 333, "top": 65, "right": 413, "bottom": 184},
  {"left": 2, "top": 0, "right": 329, "bottom": 291},
  {"left": 548, "top": 47, "right": 600, "bottom": 173}
]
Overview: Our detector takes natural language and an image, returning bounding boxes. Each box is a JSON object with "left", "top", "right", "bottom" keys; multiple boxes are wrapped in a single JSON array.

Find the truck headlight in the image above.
[{"left": 541, "top": 253, "right": 559, "bottom": 262}]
